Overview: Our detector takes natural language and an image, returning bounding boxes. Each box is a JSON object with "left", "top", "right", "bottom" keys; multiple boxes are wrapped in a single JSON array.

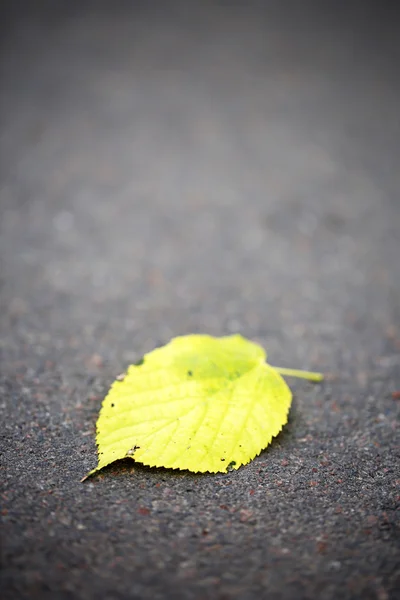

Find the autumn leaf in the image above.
[{"left": 82, "top": 334, "right": 323, "bottom": 479}]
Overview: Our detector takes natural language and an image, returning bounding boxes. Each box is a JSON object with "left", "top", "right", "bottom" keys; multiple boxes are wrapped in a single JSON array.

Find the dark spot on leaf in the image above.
[
  {"left": 126, "top": 445, "right": 140, "bottom": 457},
  {"left": 134, "top": 357, "right": 145, "bottom": 366},
  {"left": 221, "top": 458, "right": 225, "bottom": 462},
  {"left": 187, "top": 370, "right": 193, "bottom": 376},
  {"left": 111, "top": 403, "right": 114, "bottom": 407},
  {"left": 228, "top": 461, "right": 236, "bottom": 468}
]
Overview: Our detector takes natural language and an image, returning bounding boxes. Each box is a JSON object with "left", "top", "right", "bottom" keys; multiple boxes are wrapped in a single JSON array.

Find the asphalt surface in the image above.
[{"left": 1, "top": 2, "right": 400, "bottom": 599}]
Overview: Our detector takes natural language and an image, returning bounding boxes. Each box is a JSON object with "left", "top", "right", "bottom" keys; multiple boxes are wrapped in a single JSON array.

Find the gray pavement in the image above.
[{"left": 1, "top": 2, "right": 399, "bottom": 599}]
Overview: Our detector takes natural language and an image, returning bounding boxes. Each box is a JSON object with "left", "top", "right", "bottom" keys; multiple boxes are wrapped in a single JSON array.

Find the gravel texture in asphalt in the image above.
[{"left": 1, "top": 2, "right": 399, "bottom": 599}]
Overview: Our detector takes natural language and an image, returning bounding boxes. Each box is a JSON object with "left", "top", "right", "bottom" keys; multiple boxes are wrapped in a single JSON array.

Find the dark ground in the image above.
[{"left": 1, "top": 1, "right": 400, "bottom": 599}]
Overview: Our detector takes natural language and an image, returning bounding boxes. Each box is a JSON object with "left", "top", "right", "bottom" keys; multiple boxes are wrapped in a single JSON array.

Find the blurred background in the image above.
[{"left": 1, "top": 0, "right": 399, "bottom": 371}]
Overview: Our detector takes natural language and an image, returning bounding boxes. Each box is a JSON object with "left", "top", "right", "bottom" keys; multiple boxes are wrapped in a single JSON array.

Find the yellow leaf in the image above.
[{"left": 83, "top": 334, "right": 323, "bottom": 479}]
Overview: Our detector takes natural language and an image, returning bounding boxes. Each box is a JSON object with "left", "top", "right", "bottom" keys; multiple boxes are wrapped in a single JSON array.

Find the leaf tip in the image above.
[{"left": 80, "top": 466, "right": 99, "bottom": 482}]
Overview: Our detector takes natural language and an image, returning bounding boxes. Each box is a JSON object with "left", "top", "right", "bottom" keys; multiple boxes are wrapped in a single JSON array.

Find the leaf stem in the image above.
[{"left": 271, "top": 366, "right": 324, "bottom": 382}]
